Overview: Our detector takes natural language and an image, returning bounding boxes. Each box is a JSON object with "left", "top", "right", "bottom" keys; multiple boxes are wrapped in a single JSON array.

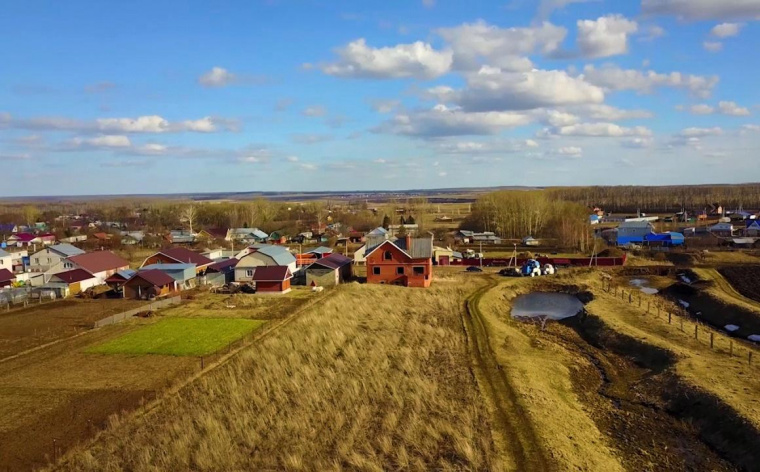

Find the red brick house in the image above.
[
  {"left": 365, "top": 235, "right": 433, "bottom": 288},
  {"left": 252, "top": 266, "right": 292, "bottom": 294}
]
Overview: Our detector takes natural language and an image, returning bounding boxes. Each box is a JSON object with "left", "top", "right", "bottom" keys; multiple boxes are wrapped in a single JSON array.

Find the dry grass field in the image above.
[
  {"left": 11, "top": 262, "right": 760, "bottom": 471},
  {"left": 0, "top": 290, "right": 315, "bottom": 471},
  {"left": 57, "top": 275, "right": 499, "bottom": 471},
  {"left": 478, "top": 270, "right": 760, "bottom": 470}
]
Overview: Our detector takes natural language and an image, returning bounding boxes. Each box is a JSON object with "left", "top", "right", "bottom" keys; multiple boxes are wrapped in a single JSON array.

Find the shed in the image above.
[
  {"left": 123, "top": 270, "right": 176, "bottom": 300},
  {"left": 306, "top": 253, "right": 352, "bottom": 287},
  {"left": 252, "top": 266, "right": 292, "bottom": 294},
  {"left": 306, "top": 246, "right": 333, "bottom": 259},
  {"left": 105, "top": 269, "right": 137, "bottom": 288},
  {"left": 140, "top": 263, "right": 197, "bottom": 289},
  {"left": 48, "top": 269, "right": 99, "bottom": 295},
  {"left": 0, "top": 268, "right": 15, "bottom": 288},
  {"left": 204, "top": 258, "right": 238, "bottom": 286}
]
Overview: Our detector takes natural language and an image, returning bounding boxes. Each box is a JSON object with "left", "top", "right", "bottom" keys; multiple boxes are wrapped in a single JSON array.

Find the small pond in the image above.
[
  {"left": 511, "top": 292, "right": 584, "bottom": 320},
  {"left": 630, "top": 278, "right": 659, "bottom": 295}
]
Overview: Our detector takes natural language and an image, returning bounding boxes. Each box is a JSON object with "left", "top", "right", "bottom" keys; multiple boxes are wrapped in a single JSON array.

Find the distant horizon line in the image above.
[{"left": 2, "top": 182, "right": 760, "bottom": 202}]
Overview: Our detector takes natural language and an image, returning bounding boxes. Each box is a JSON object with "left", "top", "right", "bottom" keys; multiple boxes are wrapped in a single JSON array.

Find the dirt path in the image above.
[{"left": 461, "top": 278, "right": 554, "bottom": 472}]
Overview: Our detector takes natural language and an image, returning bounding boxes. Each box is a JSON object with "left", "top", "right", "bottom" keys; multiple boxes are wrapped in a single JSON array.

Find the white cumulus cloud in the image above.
[
  {"left": 456, "top": 67, "right": 605, "bottom": 112},
  {"left": 582, "top": 64, "right": 719, "bottom": 98},
  {"left": 376, "top": 104, "right": 534, "bottom": 138},
  {"left": 436, "top": 21, "right": 566, "bottom": 70},
  {"left": 321, "top": 38, "right": 453, "bottom": 79},
  {"left": 198, "top": 67, "right": 237, "bottom": 87},
  {"left": 711, "top": 22, "right": 744, "bottom": 37},
  {"left": 553, "top": 122, "right": 653, "bottom": 137},
  {"left": 703, "top": 41, "right": 724, "bottom": 52},
  {"left": 557, "top": 146, "right": 583, "bottom": 157},
  {"left": 576, "top": 15, "right": 638, "bottom": 58},
  {"left": 642, "top": 0, "right": 760, "bottom": 21},
  {"left": 718, "top": 100, "right": 751, "bottom": 115}
]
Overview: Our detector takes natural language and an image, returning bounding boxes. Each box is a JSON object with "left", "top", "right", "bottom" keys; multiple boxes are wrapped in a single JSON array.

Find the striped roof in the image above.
[
  {"left": 50, "top": 269, "right": 96, "bottom": 284},
  {"left": 249, "top": 245, "right": 296, "bottom": 266},
  {"left": 128, "top": 269, "right": 176, "bottom": 287},
  {"left": 69, "top": 251, "right": 129, "bottom": 273},
  {"left": 160, "top": 247, "right": 213, "bottom": 266},
  {"left": 48, "top": 243, "right": 86, "bottom": 258},
  {"left": 252, "top": 266, "right": 292, "bottom": 281},
  {"left": 308, "top": 252, "right": 352, "bottom": 270},
  {"left": 0, "top": 268, "right": 15, "bottom": 282}
]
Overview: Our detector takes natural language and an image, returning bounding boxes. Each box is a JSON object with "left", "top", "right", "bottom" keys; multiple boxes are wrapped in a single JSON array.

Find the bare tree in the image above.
[{"left": 182, "top": 205, "right": 197, "bottom": 234}]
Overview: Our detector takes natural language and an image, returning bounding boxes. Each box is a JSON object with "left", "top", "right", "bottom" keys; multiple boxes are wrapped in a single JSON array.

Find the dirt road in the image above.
[{"left": 461, "top": 278, "right": 554, "bottom": 472}]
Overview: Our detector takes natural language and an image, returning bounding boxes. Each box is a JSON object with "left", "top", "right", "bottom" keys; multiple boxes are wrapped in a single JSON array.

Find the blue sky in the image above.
[{"left": 2, "top": 0, "right": 760, "bottom": 196}]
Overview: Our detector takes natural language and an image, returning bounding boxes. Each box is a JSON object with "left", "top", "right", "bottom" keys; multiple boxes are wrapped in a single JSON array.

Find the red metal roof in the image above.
[
  {"left": 252, "top": 266, "right": 292, "bottom": 282},
  {"left": 308, "top": 252, "right": 352, "bottom": 270},
  {"left": 68, "top": 251, "right": 129, "bottom": 274},
  {"left": 51, "top": 269, "right": 95, "bottom": 284},
  {"left": 9, "top": 233, "right": 35, "bottom": 242},
  {"left": 207, "top": 258, "right": 238, "bottom": 272},
  {"left": 0, "top": 268, "right": 15, "bottom": 282},
  {"left": 161, "top": 247, "right": 213, "bottom": 266},
  {"left": 129, "top": 269, "right": 176, "bottom": 287}
]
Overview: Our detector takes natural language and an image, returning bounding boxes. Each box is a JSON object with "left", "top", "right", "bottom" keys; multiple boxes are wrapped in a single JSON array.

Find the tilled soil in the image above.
[
  {"left": 0, "top": 389, "right": 150, "bottom": 471},
  {"left": 544, "top": 315, "right": 760, "bottom": 471},
  {"left": 719, "top": 266, "right": 760, "bottom": 303},
  {"left": 663, "top": 283, "right": 760, "bottom": 339}
]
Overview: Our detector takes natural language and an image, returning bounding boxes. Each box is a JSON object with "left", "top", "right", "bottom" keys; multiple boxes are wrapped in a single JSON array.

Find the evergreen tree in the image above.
[
  {"left": 382, "top": 215, "right": 391, "bottom": 229},
  {"left": 406, "top": 215, "right": 416, "bottom": 225}
]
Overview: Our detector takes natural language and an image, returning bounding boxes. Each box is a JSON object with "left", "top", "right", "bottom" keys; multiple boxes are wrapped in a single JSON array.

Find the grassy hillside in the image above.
[{"left": 58, "top": 275, "right": 498, "bottom": 471}]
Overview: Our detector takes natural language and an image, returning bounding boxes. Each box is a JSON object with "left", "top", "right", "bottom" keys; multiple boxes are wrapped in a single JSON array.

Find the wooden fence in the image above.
[
  {"left": 600, "top": 279, "right": 758, "bottom": 367},
  {"left": 94, "top": 296, "right": 181, "bottom": 328}
]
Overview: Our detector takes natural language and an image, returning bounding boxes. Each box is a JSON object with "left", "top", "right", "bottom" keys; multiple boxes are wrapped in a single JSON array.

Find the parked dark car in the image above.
[
  {"left": 466, "top": 266, "right": 483, "bottom": 272},
  {"left": 498, "top": 268, "right": 521, "bottom": 277}
]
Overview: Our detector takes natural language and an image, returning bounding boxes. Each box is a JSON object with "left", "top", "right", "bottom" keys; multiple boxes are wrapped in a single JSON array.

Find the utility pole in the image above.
[{"left": 479, "top": 241, "right": 483, "bottom": 268}]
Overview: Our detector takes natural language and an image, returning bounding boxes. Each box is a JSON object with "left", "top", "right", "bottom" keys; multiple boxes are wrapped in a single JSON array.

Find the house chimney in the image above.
[{"left": 405, "top": 234, "right": 411, "bottom": 250}]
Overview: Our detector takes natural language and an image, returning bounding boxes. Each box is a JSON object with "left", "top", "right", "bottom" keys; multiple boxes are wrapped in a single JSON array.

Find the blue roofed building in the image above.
[
  {"left": 616, "top": 221, "right": 655, "bottom": 245},
  {"left": 140, "top": 263, "right": 197, "bottom": 289}
]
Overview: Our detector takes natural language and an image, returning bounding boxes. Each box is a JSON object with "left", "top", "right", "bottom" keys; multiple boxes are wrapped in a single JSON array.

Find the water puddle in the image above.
[
  {"left": 511, "top": 293, "right": 584, "bottom": 320},
  {"left": 629, "top": 278, "right": 659, "bottom": 295}
]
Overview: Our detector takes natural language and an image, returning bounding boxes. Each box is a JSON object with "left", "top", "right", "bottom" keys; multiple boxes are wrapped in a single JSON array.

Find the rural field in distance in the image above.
[
  {"left": 1, "top": 183, "right": 760, "bottom": 471},
  {"left": 4, "top": 0, "right": 760, "bottom": 469}
]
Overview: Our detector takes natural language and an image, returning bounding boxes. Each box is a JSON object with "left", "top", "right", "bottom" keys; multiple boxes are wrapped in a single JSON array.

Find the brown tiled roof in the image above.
[
  {"left": 69, "top": 251, "right": 129, "bottom": 274},
  {"left": 308, "top": 252, "right": 352, "bottom": 270},
  {"left": 129, "top": 269, "right": 175, "bottom": 287},
  {"left": 252, "top": 266, "right": 292, "bottom": 282},
  {"left": 0, "top": 268, "right": 15, "bottom": 282},
  {"left": 51, "top": 269, "right": 95, "bottom": 284},
  {"left": 207, "top": 258, "right": 238, "bottom": 272},
  {"left": 161, "top": 247, "right": 213, "bottom": 267}
]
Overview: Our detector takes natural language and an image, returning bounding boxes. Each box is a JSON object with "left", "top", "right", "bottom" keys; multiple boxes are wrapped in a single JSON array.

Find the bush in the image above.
[{"left": 598, "top": 248, "right": 624, "bottom": 258}]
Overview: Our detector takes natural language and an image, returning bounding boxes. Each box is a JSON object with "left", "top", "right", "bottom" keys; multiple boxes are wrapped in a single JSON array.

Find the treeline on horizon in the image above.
[{"left": 546, "top": 184, "right": 760, "bottom": 212}]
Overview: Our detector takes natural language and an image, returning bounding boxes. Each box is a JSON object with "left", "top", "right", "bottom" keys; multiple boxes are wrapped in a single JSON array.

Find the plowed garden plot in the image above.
[
  {"left": 0, "top": 299, "right": 148, "bottom": 359},
  {"left": 718, "top": 265, "right": 760, "bottom": 303}
]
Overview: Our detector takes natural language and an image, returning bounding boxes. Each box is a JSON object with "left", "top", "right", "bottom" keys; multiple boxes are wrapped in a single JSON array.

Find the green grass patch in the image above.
[{"left": 88, "top": 318, "right": 266, "bottom": 356}]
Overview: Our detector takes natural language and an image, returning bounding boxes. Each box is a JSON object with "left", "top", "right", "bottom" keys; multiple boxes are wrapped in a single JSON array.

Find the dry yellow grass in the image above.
[
  {"left": 478, "top": 277, "right": 625, "bottom": 472},
  {"left": 582, "top": 274, "right": 760, "bottom": 430},
  {"left": 57, "top": 275, "right": 498, "bottom": 471}
]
